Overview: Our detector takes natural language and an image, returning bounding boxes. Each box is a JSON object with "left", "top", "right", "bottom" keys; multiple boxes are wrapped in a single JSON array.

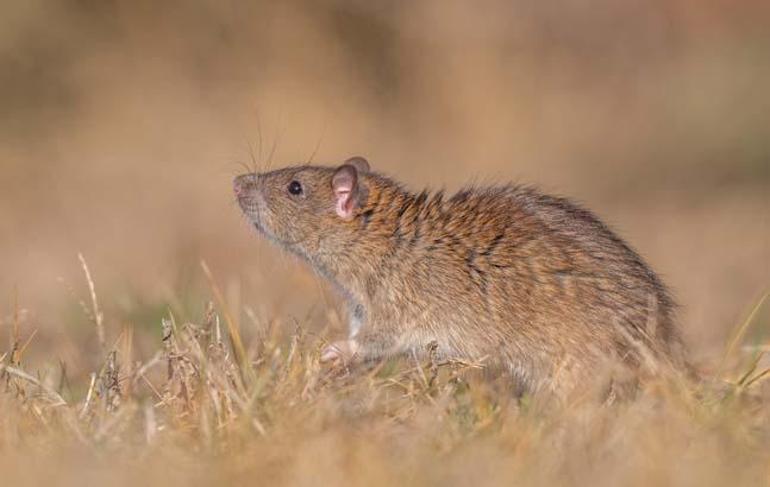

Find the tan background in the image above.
[{"left": 0, "top": 0, "right": 767, "bottom": 377}]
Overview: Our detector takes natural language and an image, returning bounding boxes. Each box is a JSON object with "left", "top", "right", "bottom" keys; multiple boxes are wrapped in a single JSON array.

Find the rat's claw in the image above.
[{"left": 320, "top": 340, "right": 358, "bottom": 364}]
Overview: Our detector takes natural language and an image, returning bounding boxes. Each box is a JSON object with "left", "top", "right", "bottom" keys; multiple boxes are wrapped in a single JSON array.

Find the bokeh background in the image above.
[{"left": 1, "top": 0, "right": 768, "bottom": 378}]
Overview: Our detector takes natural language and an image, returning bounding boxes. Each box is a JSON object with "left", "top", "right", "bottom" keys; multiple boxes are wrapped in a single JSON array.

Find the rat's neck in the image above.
[{"left": 321, "top": 184, "right": 436, "bottom": 306}]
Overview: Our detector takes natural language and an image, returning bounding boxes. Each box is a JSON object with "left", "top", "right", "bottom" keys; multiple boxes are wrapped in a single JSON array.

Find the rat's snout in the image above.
[
  {"left": 233, "top": 173, "right": 258, "bottom": 197},
  {"left": 234, "top": 173, "right": 264, "bottom": 222},
  {"left": 234, "top": 173, "right": 268, "bottom": 233}
]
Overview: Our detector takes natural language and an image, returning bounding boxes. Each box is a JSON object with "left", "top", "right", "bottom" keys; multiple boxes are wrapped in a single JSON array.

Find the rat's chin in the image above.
[
  {"left": 259, "top": 226, "right": 306, "bottom": 252},
  {"left": 251, "top": 219, "right": 265, "bottom": 233},
  {"left": 239, "top": 206, "right": 270, "bottom": 238},
  {"left": 248, "top": 216, "right": 272, "bottom": 239},
  {"left": 241, "top": 207, "right": 303, "bottom": 250},
  {"left": 248, "top": 215, "right": 285, "bottom": 246}
]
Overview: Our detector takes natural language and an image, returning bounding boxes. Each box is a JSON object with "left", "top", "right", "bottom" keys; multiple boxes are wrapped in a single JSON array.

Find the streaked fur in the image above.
[{"left": 234, "top": 162, "right": 690, "bottom": 395}]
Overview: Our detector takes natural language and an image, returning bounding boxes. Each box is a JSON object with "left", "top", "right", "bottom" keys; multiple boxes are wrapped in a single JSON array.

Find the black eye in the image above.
[{"left": 288, "top": 180, "right": 303, "bottom": 196}]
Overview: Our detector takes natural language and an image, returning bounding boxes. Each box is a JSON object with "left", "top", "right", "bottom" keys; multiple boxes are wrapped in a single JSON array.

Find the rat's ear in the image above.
[
  {"left": 343, "top": 156, "right": 370, "bottom": 174},
  {"left": 332, "top": 164, "right": 365, "bottom": 221}
]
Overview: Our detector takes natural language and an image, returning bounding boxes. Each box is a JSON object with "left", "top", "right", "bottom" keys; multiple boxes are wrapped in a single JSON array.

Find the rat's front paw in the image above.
[{"left": 320, "top": 339, "right": 359, "bottom": 365}]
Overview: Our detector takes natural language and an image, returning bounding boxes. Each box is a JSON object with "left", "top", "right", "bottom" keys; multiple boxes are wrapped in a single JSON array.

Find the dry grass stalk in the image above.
[{"left": 0, "top": 283, "right": 767, "bottom": 485}]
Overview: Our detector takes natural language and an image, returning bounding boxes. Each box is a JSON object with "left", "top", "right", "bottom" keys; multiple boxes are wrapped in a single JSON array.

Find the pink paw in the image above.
[{"left": 320, "top": 340, "right": 358, "bottom": 364}]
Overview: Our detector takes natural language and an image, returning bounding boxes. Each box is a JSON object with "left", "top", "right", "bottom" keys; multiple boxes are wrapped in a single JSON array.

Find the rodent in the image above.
[{"left": 233, "top": 156, "right": 690, "bottom": 396}]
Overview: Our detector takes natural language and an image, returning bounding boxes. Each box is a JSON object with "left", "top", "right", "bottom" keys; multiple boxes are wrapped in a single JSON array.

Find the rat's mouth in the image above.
[
  {"left": 236, "top": 196, "right": 264, "bottom": 227},
  {"left": 252, "top": 219, "right": 266, "bottom": 234},
  {"left": 235, "top": 193, "right": 303, "bottom": 249},
  {"left": 237, "top": 199, "right": 256, "bottom": 217},
  {"left": 237, "top": 197, "right": 279, "bottom": 242},
  {"left": 233, "top": 175, "right": 285, "bottom": 244}
]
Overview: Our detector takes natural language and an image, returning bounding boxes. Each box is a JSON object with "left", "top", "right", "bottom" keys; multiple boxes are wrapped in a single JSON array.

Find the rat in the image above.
[{"left": 233, "top": 156, "right": 690, "bottom": 395}]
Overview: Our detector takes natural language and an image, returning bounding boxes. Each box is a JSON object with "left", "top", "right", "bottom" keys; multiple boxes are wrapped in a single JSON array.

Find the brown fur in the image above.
[{"left": 233, "top": 158, "right": 690, "bottom": 395}]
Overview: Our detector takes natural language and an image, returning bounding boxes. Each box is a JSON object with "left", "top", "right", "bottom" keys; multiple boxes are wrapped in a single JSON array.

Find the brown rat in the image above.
[{"left": 233, "top": 157, "right": 690, "bottom": 396}]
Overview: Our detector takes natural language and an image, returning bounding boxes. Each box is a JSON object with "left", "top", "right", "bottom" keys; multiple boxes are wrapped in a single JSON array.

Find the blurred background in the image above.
[{"left": 0, "top": 0, "right": 767, "bottom": 378}]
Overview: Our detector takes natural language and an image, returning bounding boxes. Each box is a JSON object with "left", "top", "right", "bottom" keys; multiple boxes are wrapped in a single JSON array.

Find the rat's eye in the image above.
[{"left": 288, "top": 180, "right": 303, "bottom": 196}]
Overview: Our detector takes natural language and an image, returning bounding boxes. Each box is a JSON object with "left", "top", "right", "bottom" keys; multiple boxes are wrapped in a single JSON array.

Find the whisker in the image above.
[
  {"left": 255, "top": 107, "right": 264, "bottom": 173},
  {"left": 306, "top": 120, "right": 327, "bottom": 165},
  {"left": 246, "top": 140, "right": 259, "bottom": 176},
  {"left": 235, "top": 160, "right": 253, "bottom": 176},
  {"left": 266, "top": 110, "right": 286, "bottom": 172}
]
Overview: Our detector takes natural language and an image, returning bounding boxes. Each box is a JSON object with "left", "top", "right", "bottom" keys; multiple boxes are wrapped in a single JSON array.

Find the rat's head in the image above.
[{"left": 233, "top": 156, "right": 371, "bottom": 259}]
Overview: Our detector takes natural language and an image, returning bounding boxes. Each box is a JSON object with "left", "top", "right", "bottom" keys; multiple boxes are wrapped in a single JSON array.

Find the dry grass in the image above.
[{"left": 1, "top": 262, "right": 767, "bottom": 487}]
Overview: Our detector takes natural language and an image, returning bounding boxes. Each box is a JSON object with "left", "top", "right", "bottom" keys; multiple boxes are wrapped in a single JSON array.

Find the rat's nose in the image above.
[{"left": 233, "top": 173, "right": 257, "bottom": 196}]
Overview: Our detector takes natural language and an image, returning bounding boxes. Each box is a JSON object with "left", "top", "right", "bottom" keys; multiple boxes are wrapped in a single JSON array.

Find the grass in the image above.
[{"left": 0, "top": 262, "right": 768, "bottom": 487}]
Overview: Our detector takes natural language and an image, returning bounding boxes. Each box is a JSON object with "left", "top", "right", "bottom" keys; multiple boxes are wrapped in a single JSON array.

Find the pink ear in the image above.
[
  {"left": 332, "top": 165, "right": 359, "bottom": 220},
  {"left": 344, "top": 156, "right": 370, "bottom": 173}
]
